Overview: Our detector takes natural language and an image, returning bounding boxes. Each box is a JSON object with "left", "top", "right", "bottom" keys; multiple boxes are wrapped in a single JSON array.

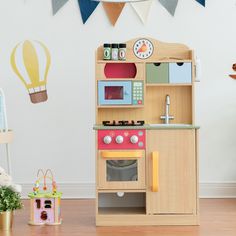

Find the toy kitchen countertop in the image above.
[{"left": 93, "top": 124, "right": 200, "bottom": 130}]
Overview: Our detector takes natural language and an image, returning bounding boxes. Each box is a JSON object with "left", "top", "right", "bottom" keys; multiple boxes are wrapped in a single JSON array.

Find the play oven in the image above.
[{"left": 97, "top": 129, "right": 146, "bottom": 190}]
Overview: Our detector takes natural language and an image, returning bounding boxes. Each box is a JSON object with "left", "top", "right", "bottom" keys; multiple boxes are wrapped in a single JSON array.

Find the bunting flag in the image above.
[
  {"left": 52, "top": 0, "right": 69, "bottom": 15},
  {"left": 29, "top": 0, "right": 206, "bottom": 25},
  {"left": 103, "top": 3, "right": 125, "bottom": 26},
  {"left": 159, "top": 0, "right": 178, "bottom": 16},
  {"left": 195, "top": 0, "right": 205, "bottom": 7},
  {"left": 131, "top": 0, "right": 153, "bottom": 24},
  {"left": 77, "top": 0, "right": 100, "bottom": 24}
]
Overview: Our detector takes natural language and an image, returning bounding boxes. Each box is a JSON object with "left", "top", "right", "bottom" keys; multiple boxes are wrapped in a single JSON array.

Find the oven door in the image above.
[
  {"left": 98, "top": 81, "right": 132, "bottom": 105},
  {"left": 98, "top": 150, "right": 145, "bottom": 189}
]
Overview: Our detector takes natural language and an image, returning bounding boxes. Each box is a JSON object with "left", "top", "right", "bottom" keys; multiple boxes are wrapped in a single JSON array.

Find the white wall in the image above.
[{"left": 1, "top": 0, "right": 236, "bottom": 197}]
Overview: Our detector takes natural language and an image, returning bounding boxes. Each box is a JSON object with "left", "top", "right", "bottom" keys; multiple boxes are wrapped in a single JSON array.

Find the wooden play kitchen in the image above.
[{"left": 94, "top": 37, "right": 200, "bottom": 226}]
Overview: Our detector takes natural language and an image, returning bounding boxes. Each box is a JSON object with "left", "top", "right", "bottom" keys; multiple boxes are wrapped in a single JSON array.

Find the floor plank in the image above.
[{"left": 1, "top": 199, "right": 236, "bottom": 236}]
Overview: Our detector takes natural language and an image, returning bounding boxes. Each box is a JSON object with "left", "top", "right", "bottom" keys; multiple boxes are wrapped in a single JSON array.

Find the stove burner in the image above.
[{"left": 102, "top": 120, "right": 145, "bottom": 127}]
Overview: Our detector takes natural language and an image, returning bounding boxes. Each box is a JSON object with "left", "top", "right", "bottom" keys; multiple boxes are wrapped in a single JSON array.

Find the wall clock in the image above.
[{"left": 133, "top": 38, "right": 154, "bottom": 59}]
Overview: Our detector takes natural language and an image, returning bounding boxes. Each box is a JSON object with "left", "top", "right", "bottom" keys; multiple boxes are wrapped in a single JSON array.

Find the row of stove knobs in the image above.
[{"left": 103, "top": 135, "right": 139, "bottom": 144}]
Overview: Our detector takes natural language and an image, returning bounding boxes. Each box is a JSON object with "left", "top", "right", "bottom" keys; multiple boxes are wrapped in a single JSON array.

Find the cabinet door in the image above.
[{"left": 147, "top": 130, "right": 196, "bottom": 214}]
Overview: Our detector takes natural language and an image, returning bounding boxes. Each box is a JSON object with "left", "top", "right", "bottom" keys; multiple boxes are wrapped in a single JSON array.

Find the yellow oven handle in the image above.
[
  {"left": 152, "top": 151, "right": 159, "bottom": 192},
  {"left": 101, "top": 151, "right": 142, "bottom": 159}
]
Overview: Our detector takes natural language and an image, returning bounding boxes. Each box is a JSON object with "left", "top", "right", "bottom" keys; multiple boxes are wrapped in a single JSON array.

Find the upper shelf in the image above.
[
  {"left": 97, "top": 59, "right": 193, "bottom": 64},
  {"left": 96, "top": 37, "right": 194, "bottom": 62}
]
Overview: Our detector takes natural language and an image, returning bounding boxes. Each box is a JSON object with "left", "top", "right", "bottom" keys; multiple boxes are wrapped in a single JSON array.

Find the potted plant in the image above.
[{"left": 0, "top": 186, "right": 23, "bottom": 230}]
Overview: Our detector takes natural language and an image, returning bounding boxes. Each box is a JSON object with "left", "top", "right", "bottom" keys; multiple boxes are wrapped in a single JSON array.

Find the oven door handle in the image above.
[
  {"left": 101, "top": 151, "right": 142, "bottom": 159},
  {"left": 152, "top": 151, "right": 159, "bottom": 192}
]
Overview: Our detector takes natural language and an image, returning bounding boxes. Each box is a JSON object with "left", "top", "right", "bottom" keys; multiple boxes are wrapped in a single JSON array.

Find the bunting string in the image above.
[{"left": 51, "top": 0, "right": 205, "bottom": 25}]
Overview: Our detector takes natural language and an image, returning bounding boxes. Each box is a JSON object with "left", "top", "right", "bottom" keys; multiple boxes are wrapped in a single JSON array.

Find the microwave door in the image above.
[{"left": 98, "top": 81, "right": 132, "bottom": 105}]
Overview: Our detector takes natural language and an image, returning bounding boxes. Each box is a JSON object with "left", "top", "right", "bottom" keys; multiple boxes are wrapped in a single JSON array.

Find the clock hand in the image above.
[{"left": 138, "top": 43, "right": 147, "bottom": 53}]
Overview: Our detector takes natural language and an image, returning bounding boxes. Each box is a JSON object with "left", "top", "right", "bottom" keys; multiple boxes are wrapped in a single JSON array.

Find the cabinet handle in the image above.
[
  {"left": 101, "top": 151, "right": 142, "bottom": 159},
  {"left": 152, "top": 151, "right": 159, "bottom": 192}
]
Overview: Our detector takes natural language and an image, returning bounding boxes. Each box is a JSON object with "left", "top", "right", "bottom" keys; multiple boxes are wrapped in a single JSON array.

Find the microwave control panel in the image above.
[{"left": 132, "top": 81, "right": 143, "bottom": 105}]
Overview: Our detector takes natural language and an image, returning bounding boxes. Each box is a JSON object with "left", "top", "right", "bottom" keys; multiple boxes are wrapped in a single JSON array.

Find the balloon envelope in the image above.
[{"left": 11, "top": 40, "right": 51, "bottom": 104}]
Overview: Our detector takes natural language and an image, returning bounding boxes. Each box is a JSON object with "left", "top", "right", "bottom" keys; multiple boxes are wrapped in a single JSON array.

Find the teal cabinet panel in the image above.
[
  {"left": 146, "top": 63, "right": 169, "bottom": 84},
  {"left": 169, "top": 63, "right": 192, "bottom": 84}
]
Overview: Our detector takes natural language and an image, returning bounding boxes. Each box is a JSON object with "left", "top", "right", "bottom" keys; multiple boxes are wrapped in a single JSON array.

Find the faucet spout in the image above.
[
  {"left": 166, "top": 95, "right": 170, "bottom": 105},
  {"left": 160, "top": 95, "right": 174, "bottom": 124}
]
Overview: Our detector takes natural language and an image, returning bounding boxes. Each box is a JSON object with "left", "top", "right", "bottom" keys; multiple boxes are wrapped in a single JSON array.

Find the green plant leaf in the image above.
[{"left": 0, "top": 187, "right": 23, "bottom": 212}]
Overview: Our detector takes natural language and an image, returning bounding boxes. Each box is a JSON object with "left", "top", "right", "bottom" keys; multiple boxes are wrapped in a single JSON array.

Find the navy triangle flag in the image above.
[
  {"left": 196, "top": 0, "right": 205, "bottom": 7},
  {"left": 77, "top": 0, "right": 99, "bottom": 24}
]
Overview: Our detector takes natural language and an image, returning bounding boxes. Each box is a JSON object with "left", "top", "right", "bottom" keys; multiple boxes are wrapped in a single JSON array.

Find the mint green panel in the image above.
[{"left": 146, "top": 63, "right": 169, "bottom": 84}]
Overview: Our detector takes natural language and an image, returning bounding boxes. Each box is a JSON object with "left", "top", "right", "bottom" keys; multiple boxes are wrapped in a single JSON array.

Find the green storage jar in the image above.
[{"left": 103, "top": 43, "right": 111, "bottom": 60}]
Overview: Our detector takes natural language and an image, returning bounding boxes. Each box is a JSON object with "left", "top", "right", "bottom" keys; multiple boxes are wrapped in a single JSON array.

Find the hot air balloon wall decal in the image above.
[{"left": 11, "top": 40, "right": 51, "bottom": 104}]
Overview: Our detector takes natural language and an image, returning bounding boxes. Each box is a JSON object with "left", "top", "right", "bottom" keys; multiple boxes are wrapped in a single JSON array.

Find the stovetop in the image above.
[{"left": 102, "top": 120, "right": 145, "bottom": 127}]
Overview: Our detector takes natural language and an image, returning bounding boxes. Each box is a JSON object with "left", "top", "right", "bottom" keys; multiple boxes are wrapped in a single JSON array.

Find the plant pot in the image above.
[{"left": 0, "top": 211, "right": 13, "bottom": 231}]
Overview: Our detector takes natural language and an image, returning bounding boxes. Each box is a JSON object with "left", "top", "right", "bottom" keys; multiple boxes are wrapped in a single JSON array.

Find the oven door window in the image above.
[
  {"left": 105, "top": 86, "right": 124, "bottom": 100},
  {"left": 106, "top": 160, "right": 138, "bottom": 181}
]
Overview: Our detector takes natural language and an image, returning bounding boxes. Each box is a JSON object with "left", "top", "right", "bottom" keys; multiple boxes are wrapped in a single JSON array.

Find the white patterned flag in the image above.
[{"left": 131, "top": 0, "right": 153, "bottom": 24}]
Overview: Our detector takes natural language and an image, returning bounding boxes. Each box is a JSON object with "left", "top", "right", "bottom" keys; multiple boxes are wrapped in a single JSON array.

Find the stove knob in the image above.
[
  {"left": 130, "top": 135, "right": 139, "bottom": 144},
  {"left": 116, "top": 135, "right": 124, "bottom": 144},
  {"left": 103, "top": 136, "right": 112, "bottom": 144}
]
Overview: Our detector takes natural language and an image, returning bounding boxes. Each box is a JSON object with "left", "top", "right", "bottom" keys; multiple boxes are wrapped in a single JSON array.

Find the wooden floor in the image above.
[{"left": 2, "top": 199, "right": 236, "bottom": 236}]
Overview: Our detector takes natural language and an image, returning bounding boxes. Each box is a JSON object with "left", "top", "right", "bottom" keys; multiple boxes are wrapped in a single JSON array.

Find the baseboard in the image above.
[
  {"left": 19, "top": 182, "right": 236, "bottom": 199},
  {"left": 199, "top": 182, "right": 236, "bottom": 198},
  {"left": 20, "top": 182, "right": 96, "bottom": 199}
]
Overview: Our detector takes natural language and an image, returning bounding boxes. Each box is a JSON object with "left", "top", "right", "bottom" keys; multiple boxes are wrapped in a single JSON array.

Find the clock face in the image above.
[{"left": 133, "top": 38, "right": 154, "bottom": 59}]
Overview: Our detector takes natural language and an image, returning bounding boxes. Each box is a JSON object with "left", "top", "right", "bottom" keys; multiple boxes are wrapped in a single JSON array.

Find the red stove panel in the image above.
[{"left": 98, "top": 130, "right": 146, "bottom": 150}]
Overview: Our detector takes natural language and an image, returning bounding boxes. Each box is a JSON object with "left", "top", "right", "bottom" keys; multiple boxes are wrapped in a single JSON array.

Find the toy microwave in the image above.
[{"left": 97, "top": 81, "right": 143, "bottom": 106}]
